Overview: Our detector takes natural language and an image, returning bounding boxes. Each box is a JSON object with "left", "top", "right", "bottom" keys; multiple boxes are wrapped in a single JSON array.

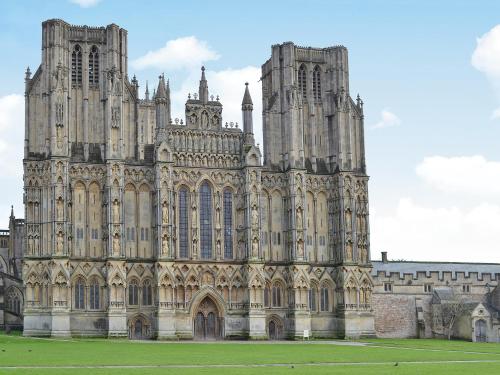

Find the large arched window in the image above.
[
  {"left": 199, "top": 182, "right": 213, "bottom": 259},
  {"left": 223, "top": 189, "right": 233, "bottom": 259},
  {"left": 71, "top": 45, "right": 82, "bottom": 85},
  {"left": 313, "top": 65, "right": 321, "bottom": 101},
  {"left": 178, "top": 187, "right": 189, "bottom": 258},
  {"left": 128, "top": 280, "right": 139, "bottom": 306},
  {"left": 89, "top": 279, "right": 100, "bottom": 310},
  {"left": 74, "top": 278, "right": 85, "bottom": 309},
  {"left": 89, "top": 45, "right": 99, "bottom": 85},
  {"left": 298, "top": 64, "right": 307, "bottom": 99},
  {"left": 142, "top": 279, "right": 153, "bottom": 306}
]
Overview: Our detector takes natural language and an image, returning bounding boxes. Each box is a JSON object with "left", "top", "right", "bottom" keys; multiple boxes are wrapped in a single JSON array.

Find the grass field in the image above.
[{"left": 1, "top": 333, "right": 500, "bottom": 374}]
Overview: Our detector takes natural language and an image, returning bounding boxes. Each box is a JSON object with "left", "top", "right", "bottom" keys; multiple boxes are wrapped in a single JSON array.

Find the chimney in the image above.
[{"left": 381, "top": 251, "right": 388, "bottom": 263}]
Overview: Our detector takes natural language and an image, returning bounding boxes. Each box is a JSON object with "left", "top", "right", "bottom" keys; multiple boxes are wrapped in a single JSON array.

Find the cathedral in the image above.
[{"left": 22, "top": 19, "right": 373, "bottom": 339}]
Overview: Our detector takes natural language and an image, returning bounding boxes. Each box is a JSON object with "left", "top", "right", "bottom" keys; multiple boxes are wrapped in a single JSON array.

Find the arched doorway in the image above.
[
  {"left": 268, "top": 317, "right": 283, "bottom": 340},
  {"left": 193, "top": 296, "right": 222, "bottom": 340},
  {"left": 475, "top": 319, "right": 487, "bottom": 342},
  {"left": 129, "top": 315, "right": 152, "bottom": 340}
]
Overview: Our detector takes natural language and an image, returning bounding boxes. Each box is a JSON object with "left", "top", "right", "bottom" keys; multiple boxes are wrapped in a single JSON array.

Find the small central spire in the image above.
[{"left": 199, "top": 66, "right": 208, "bottom": 104}]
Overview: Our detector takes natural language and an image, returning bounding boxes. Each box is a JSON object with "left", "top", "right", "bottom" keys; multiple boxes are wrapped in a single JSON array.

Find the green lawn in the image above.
[{"left": 1, "top": 334, "right": 500, "bottom": 374}]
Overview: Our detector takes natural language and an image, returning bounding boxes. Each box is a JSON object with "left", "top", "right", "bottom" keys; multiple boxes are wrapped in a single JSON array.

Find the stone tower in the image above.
[{"left": 261, "top": 43, "right": 373, "bottom": 337}]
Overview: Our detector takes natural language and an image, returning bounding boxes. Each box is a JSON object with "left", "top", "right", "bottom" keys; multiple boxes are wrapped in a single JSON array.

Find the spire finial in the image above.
[{"left": 199, "top": 66, "right": 208, "bottom": 104}]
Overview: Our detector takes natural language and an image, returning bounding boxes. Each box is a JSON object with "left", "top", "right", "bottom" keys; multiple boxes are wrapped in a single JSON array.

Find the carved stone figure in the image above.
[
  {"left": 162, "top": 202, "right": 169, "bottom": 225},
  {"left": 162, "top": 235, "right": 169, "bottom": 256}
]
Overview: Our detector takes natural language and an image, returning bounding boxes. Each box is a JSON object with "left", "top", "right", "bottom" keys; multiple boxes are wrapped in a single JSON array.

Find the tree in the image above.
[{"left": 441, "top": 295, "right": 468, "bottom": 340}]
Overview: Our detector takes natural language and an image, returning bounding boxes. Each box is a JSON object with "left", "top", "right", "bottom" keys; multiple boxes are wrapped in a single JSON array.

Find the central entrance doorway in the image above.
[{"left": 193, "top": 296, "right": 223, "bottom": 340}]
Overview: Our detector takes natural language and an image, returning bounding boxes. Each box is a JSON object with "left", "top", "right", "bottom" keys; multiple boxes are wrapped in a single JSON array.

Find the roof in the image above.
[{"left": 371, "top": 260, "right": 500, "bottom": 279}]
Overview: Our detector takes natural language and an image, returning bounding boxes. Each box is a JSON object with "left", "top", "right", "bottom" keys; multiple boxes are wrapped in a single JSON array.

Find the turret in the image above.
[
  {"left": 145, "top": 81, "right": 150, "bottom": 101},
  {"left": 242, "top": 82, "right": 254, "bottom": 144},
  {"left": 155, "top": 74, "right": 170, "bottom": 128},
  {"left": 199, "top": 66, "right": 208, "bottom": 104}
]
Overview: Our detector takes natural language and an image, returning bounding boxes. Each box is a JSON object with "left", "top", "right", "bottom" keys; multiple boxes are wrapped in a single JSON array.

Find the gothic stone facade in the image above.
[
  {"left": 0, "top": 208, "right": 24, "bottom": 330},
  {"left": 22, "top": 19, "right": 373, "bottom": 339}
]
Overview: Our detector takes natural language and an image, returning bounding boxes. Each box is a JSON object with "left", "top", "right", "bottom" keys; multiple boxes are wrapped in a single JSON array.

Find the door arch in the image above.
[
  {"left": 475, "top": 319, "right": 487, "bottom": 342},
  {"left": 193, "top": 296, "right": 222, "bottom": 340},
  {"left": 129, "top": 315, "right": 152, "bottom": 340},
  {"left": 268, "top": 316, "right": 283, "bottom": 340}
]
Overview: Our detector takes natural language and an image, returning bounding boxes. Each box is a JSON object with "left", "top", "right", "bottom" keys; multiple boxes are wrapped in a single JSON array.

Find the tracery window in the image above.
[
  {"left": 178, "top": 188, "right": 189, "bottom": 258},
  {"left": 74, "top": 278, "right": 85, "bottom": 309},
  {"left": 272, "top": 283, "right": 282, "bottom": 307},
  {"left": 223, "top": 189, "right": 233, "bottom": 259},
  {"left": 320, "top": 286, "right": 329, "bottom": 312},
  {"left": 313, "top": 65, "right": 321, "bottom": 101},
  {"left": 298, "top": 64, "right": 307, "bottom": 99},
  {"left": 142, "top": 280, "right": 152, "bottom": 306},
  {"left": 7, "top": 288, "right": 21, "bottom": 315},
  {"left": 89, "top": 279, "right": 100, "bottom": 310},
  {"left": 199, "top": 182, "right": 213, "bottom": 259},
  {"left": 128, "top": 280, "right": 139, "bottom": 306},
  {"left": 71, "top": 45, "right": 82, "bottom": 85},
  {"left": 89, "top": 45, "right": 99, "bottom": 85}
]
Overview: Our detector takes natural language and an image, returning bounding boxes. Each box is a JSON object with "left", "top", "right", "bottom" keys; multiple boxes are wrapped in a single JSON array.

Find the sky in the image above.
[{"left": 0, "top": 0, "right": 499, "bottom": 262}]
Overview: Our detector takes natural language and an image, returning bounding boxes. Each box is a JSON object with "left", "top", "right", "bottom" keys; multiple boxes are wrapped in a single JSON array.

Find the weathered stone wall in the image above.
[{"left": 373, "top": 293, "right": 417, "bottom": 338}]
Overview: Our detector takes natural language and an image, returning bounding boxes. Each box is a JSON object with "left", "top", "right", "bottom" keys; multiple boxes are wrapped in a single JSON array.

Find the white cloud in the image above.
[
  {"left": 131, "top": 36, "right": 220, "bottom": 71},
  {"left": 491, "top": 107, "right": 500, "bottom": 119},
  {"left": 416, "top": 155, "right": 500, "bottom": 195},
  {"left": 0, "top": 94, "right": 24, "bottom": 178},
  {"left": 0, "top": 94, "right": 24, "bottom": 228},
  {"left": 371, "top": 199, "right": 500, "bottom": 262},
  {"left": 371, "top": 109, "right": 401, "bottom": 129},
  {"left": 472, "top": 25, "right": 500, "bottom": 79},
  {"left": 170, "top": 66, "right": 263, "bottom": 148},
  {"left": 69, "top": 0, "right": 101, "bottom": 7}
]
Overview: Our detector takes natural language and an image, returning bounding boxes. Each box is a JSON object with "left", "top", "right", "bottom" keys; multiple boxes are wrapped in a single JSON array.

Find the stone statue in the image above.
[
  {"left": 113, "top": 235, "right": 120, "bottom": 255},
  {"left": 162, "top": 202, "right": 169, "bottom": 225},
  {"left": 345, "top": 209, "right": 352, "bottom": 232},
  {"left": 191, "top": 200, "right": 197, "bottom": 225},
  {"left": 162, "top": 235, "right": 169, "bottom": 255},
  {"left": 252, "top": 237, "right": 259, "bottom": 258},
  {"left": 56, "top": 232, "right": 63, "bottom": 254},
  {"left": 296, "top": 208, "right": 303, "bottom": 229},
  {"left": 346, "top": 241, "right": 352, "bottom": 261},
  {"left": 57, "top": 198, "right": 64, "bottom": 221},
  {"left": 251, "top": 205, "right": 259, "bottom": 228},
  {"left": 297, "top": 239, "right": 304, "bottom": 258}
]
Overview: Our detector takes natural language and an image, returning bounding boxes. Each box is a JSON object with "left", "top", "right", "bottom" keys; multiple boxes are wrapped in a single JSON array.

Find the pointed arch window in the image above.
[
  {"left": 223, "top": 189, "right": 233, "bottom": 259},
  {"left": 200, "top": 182, "right": 213, "bottom": 259},
  {"left": 74, "top": 278, "right": 85, "bottom": 309},
  {"left": 178, "top": 188, "right": 189, "bottom": 258},
  {"left": 128, "top": 280, "right": 139, "bottom": 306},
  {"left": 71, "top": 45, "right": 82, "bottom": 85},
  {"left": 89, "top": 45, "right": 99, "bottom": 86},
  {"left": 313, "top": 65, "right": 321, "bottom": 101},
  {"left": 320, "top": 285, "right": 329, "bottom": 311},
  {"left": 309, "top": 286, "right": 317, "bottom": 312},
  {"left": 298, "top": 64, "right": 307, "bottom": 99},
  {"left": 142, "top": 280, "right": 153, "bottom": 306},
  {"left": 272, "top": 283, "right": 282, "bottom": 307},
  {"left": 89, "top": 279, "right": 100, "bottom": 310}
]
